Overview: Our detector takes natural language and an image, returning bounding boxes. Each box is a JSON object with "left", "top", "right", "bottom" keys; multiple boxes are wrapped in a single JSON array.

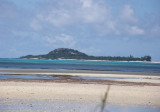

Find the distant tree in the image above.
[
  {"left": 129, "top": 55, "right": 133, "bottom": 58},
  {"left": 144, "top": 56, "right": 151, "bottom": 61}
]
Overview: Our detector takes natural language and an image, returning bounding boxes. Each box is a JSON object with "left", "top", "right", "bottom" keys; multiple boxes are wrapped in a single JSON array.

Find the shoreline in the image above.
[
  {"left": 0, "top": 68, "right": 160, "bottom": 80},
  {"left": 0, "top": 68, "right": 160, "bottom": 111},
  {"left": 1, "top": 68, "right": 160, "bottom": 85},
  {"left": 1, "top": 58, "right": 159, "bottom": 63},
  {"left": 1, "top": 68, "right": 160, "bottom": 75}
]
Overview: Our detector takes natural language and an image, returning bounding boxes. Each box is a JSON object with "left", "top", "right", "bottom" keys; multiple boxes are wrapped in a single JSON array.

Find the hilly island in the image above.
[{"left": 20, "top": 48, "right": 151, "bottom": 61}]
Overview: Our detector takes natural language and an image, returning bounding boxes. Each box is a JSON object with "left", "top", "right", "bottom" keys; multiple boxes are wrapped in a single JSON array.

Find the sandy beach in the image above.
[{"left": 0, "top": 68, "right": 160, "bottom": 112}]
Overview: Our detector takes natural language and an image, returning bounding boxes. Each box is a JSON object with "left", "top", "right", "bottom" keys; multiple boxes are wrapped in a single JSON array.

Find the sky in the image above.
[{"left": 0, "top": 0, "right": 160, "bottom": 61}]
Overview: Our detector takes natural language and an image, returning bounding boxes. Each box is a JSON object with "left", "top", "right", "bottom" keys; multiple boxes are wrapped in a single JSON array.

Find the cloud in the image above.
[
  {"left": 114, "top": 4, "right": 146, "bottom": 36},
  {"left": 36, "top": 9, "right": 73, "bottom": 27},
  {"left": 79, "top": 0, "right": 110, "bottom": 24},
  {"left": 80, "top": 46, "right": 100, "bottom": 55},
  {"left": 44, "top": 36, "right": 56, "bottom": 44},
  {"left": 150, "top": 25, "right": 160, "bottom": 37},
  {"left": 34, "top": 0, "right": 76, "bottom": 27},
  {"left": 31, "top": 0, "right": 110, "bottom": 28},
  {"left": 128, "top": 26, "right": 144, "bottom": 35},
  {"left": 1, "top": 0, "right": 158, "bottom": 40},
  {"left": 44, "top": 34, "right": 76, "bottom": 47},
  {"left": 9, "top": 47, "right": 17, "bottom": 53},
  {"left": 27, "top": 0, "right": 158, "bottom": 38},
  {"left": 119, "top": 4, "right": 138, "bottom": 23},
  {"left": 94, "top": 4, "right": 144, "bottom": 36},
  {"left": 30, "top": 19, "right": 42, "bottom": 31},
  {"left": 95, "top": 20, "right": 120, "bottom": 36},
  {"left": 56, "top": 34, "right": 73, "bottom": 43}
]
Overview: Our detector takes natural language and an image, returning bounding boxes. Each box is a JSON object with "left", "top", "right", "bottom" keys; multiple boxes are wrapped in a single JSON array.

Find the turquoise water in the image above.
[
  {"left": 0, "top": 58, "right": 160, "bottom": 66},
  {"left": 0, "top": 58, "right": 160, "bottom": 72}
]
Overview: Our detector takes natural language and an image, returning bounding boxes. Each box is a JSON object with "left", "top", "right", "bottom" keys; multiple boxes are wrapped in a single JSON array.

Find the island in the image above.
[{"left": 20, "top": 48, "right": 151, "bottom": 61}]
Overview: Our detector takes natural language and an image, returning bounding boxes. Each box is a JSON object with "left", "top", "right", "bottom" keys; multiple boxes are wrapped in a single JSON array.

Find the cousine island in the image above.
[{"left": 20, "top": 48, "right": 152, "bottom": 62}]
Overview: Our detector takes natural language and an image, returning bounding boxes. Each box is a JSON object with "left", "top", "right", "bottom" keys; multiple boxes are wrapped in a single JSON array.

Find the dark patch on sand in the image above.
[{"left": 0, "top": 78, "right": 160, "bottom": 86}]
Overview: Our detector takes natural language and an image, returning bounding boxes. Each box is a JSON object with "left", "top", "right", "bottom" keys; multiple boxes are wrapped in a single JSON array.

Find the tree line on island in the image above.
[{"left": 20, "top": 48, "right": 151, "bottom": 61}]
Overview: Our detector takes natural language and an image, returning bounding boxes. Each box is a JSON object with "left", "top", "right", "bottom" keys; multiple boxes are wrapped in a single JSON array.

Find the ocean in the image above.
[{"left": 0, "top": 58, "right": 160, "bottom": 73}]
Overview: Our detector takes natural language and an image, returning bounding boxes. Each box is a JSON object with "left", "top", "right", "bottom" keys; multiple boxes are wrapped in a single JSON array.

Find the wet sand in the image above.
[
  {"left": 0, "top": 68, "right": 160, "bottom": 79},
  {"left": 0, "top": 68, "right": 160, "bottom": 111},
  {"left": 1, "top": 68, "right": 160, "bottom": 75}
]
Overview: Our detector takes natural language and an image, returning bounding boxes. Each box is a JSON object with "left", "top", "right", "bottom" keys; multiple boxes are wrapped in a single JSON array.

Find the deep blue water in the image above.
[{"left": 0, "top": 58, "right": 160, "bottom": 72}]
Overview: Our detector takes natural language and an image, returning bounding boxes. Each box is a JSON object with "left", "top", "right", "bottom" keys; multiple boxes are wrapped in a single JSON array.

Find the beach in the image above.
[{"left": 0, "top": 68, "right": 160, "bottom": 112}]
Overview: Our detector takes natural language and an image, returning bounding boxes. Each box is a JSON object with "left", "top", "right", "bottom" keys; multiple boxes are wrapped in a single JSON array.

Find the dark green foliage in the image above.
[
  {"left": 46, "top": 48, "right": 88, "bottom": 59},
  {"left": 20, "top": 48, "right": 152, "bottom": 61},
  {"left": 140, "top": 56, "right": 151, "bottom": 61}
]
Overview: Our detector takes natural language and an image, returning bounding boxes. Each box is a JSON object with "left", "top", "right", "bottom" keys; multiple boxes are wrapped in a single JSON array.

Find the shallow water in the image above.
[
  {"left": 74, "top": 76, "right": 138, "bottom": 80},
  {"left": 1, "top": 58, "right": 160, "bottom": 72},
  {"left": 0, "top": 74, "right": 139, "bottom": 81},
  {"left": 0, "top": 74, "right": 60, "bottom": 80}
]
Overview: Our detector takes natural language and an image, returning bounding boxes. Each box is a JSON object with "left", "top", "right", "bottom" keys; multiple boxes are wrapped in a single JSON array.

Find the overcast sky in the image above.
[{"left": 0, "top": 0, "right": 160, "bottom": 61}]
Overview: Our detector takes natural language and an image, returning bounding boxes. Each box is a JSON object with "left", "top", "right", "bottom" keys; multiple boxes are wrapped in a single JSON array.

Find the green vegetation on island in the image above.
[{"left": 20, "top": 48, "right": 151, "bottom": 61}]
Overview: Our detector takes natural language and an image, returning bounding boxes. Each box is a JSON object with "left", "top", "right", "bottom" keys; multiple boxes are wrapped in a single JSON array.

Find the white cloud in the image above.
[
  {"left": 9, "top": 47, "right": 17, "bottom": 53},
  {"left": 37, "top": 9, "right": 73, "bottom": 27},
  {"left": 116, "top": 4, "right": 145, "bottom": 36},
  {"left": 44, "top": 36, "right": 56, "bottom": 44},
  {"left": 44, "top": 34, "right": 76, "bottom": 47},
  {"left": 32, "top": 0, "right": 110, "bottom": 28},
  {"left": 55, "top": 34, "right": 72, "bottom": 43},
  {"left": 80, "top": 0, "right": 92, "bottom": 8},
  {"left": 128, "top": 26, "right": 144, "bottom": 35},
  {"left": 80, "top": 46, "right": 100, "bottom": 55},
  {"left": 119, "top": 4, "right": 138, "bottom": 23},
  {"left": 30, "top": 19, "right": 42, "bottom": 31},
  {"left": 151, "top": 25, "right": 160, "bottom": 37},
  {"left": 30, "top": 1, "right": 149, "bottom": 37},
  {"left": 95, "top": 20, "right": 120, "bottom": 36},
  {"left": 79, "top": 0, "right": 110, "bottom": 24}
]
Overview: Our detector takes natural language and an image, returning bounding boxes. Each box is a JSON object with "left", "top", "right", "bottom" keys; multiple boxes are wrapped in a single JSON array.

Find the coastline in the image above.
[
  {"left": 1, "top": 68, "right": 160, "bottom": 75},
  {"left": 0, "top": 68, "right": 160, "bottom": 79},
  {"left": 0, "top": 68, "right": 160, "bottom": 111},
  {"left": 2, "top": 58, "right": 158, "bottom": 63}
]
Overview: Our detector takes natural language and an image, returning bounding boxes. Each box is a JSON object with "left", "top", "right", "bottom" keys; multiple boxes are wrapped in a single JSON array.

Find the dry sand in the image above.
[{"left": 0, "top": 81, "right": 160, "bottom": 107}]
